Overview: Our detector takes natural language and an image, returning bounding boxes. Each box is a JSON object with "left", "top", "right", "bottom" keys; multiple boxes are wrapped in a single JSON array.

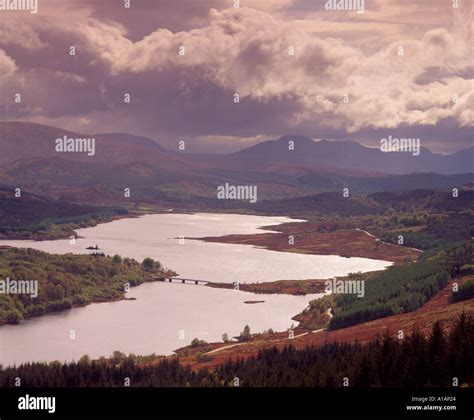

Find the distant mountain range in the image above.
[
  {"left": 227, "top": 135, "right": 474, "bottom": 175},
  {"left": 0, "top": 122, "right": 472, "bottom": 204}
]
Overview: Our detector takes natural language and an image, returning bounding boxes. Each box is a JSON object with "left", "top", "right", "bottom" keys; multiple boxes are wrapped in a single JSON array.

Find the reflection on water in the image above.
[
  {"left": 0, "top": 213, "right": 391, "bottom": 365},
  {"left": 0, "top": 282, "right": 321, "bottom": 365}
]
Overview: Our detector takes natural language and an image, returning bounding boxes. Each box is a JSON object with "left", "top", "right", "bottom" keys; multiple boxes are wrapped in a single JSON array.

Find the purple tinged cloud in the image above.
[{"left": 0, "top": 0, "right": 472, "bottom": 153}]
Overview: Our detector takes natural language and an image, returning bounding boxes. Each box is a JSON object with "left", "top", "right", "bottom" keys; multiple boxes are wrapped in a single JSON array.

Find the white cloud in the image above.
[
  {"left": 0, "top": 0, "right": 472, "bottom": 149},
  {"left": 0, "top": 50, "right": 16, "bottom": 81}
]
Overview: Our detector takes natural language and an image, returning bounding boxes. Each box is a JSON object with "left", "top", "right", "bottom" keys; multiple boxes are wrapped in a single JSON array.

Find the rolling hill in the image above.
[{"left": 0, "top": 122, "right": 472, "bottom": 205}]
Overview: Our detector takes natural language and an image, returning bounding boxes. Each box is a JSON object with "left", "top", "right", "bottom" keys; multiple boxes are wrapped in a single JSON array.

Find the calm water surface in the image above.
[{"left": 0, "top": 213, "right": 391, "bottom": 365}]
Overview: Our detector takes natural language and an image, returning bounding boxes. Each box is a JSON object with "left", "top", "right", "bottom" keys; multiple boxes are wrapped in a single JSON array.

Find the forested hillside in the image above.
[
  {"left": 327, "top": 262, "right": 450, "bottom": 330},
  {"left": 0, "top": 186, "right": 128, "bottom": 240},
  {"left": 1, "top": 315, "right": 471, "bottom": 387},
  {"left": 0, "top": 248, "right": 173, "bottom": 325},
  {"left": 307, "top": 241, "right": 473, "bottom": 330}
]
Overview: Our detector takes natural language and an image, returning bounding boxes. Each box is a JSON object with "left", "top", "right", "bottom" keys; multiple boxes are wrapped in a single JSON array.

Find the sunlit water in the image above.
[{"left": 0, "top": 213, "right": 391, "bottom": 365}]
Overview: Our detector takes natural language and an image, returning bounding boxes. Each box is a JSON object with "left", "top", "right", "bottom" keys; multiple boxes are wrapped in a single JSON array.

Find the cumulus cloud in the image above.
[
  {"left": 0, "top": 50, "right": 16, "bottom": 81},
  {"left": 0, "top": 0, "right": 472, "bottom": 152}
]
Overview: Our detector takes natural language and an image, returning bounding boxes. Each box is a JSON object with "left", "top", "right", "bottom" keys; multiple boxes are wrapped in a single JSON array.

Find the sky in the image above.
[{"left": 0, "top": 0, "right": 472, "bottom": 153}]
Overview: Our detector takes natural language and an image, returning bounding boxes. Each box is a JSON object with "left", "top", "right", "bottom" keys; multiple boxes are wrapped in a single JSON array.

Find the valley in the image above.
[
  {"left": 0, "top": 121, "right": 472, "bottom": 387},
  {"left": 1, "top": 2, "right": 473, "bottom": 414}
]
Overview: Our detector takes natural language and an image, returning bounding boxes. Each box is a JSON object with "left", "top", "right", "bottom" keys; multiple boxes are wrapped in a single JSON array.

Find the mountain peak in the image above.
[{"left": 277, "top": 135, "right": 315, "bottom": 145}]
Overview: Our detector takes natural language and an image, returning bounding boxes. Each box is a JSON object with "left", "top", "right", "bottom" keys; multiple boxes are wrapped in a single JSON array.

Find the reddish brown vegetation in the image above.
[
  {"left": 200, "top": 222, "right": 420, "bottom": 264},
  {"left": 179, "top": 276, "right": 474, "bottom": 371}
]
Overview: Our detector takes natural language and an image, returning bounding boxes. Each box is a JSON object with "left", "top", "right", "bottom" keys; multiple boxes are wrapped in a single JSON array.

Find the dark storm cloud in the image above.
[
  {"left": 0, "top": 0, "right": 472, "bottom": 153},
  {"left": 67, "top": 0, "right": 225, "bottom": 40}
]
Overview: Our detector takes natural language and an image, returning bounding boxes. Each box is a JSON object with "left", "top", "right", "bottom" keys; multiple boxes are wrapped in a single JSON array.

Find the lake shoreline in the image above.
[
  {"left": 195, "top": 222, "right": 420, "bottom": 264},
  {"left": 0, "top": 212, "right": 393, "bottom": 326},
  {"left": 0, "top": 279, "right": 164, "bottom": 327},
  {"left": 0, "top": 246, "right": 176, "bottom": 326},
  {"left": 0, "top": 212, "right": 392, "bottom": 365}
]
